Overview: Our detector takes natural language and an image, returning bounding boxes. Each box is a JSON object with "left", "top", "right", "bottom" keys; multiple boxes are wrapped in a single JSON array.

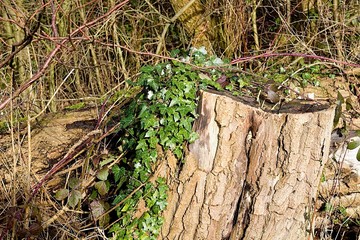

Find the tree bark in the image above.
[
  {"left": 160, "top": 90, "right": 335, "bottom": 240},
  {"left": 169, "top": 0, "right": 212, "bottom": 51}
]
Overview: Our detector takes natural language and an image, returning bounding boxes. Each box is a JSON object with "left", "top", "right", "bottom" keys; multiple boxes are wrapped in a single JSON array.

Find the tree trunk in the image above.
[
  {"left": 169, "top": 0, "right": 212, "bottom": 51},
  {"left": 160, "top": 90, "right": 335, "bottom": 240}
]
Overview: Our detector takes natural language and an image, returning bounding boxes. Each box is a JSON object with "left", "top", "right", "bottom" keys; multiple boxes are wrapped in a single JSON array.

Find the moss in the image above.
[{"left": 64, "top": 102, "right": 86, "bottom": 111}]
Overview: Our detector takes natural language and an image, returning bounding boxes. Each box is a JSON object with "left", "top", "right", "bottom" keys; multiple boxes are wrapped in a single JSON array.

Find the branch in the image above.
[
  {"left": 231, "top": 52, "right": 360, "bottom": 68},
  {"left": 0, "top": 0, "right": 130, "bottom": 111}
]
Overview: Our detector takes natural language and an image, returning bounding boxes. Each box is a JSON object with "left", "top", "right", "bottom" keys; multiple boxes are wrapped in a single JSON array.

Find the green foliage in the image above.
[
  {"left": 89, "top": 48, "right": 229, "bottom": 239},
  {"left": 64, "top": 102, "right": 86, "bottom": 111},
  {"left": 54, "top": 177, "right": 82, "bottom": 208}
]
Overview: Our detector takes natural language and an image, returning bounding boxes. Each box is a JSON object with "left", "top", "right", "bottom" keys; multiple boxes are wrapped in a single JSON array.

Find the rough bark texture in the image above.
[{"left": 160, "top": 90, "right": 335, "bottom": 240}]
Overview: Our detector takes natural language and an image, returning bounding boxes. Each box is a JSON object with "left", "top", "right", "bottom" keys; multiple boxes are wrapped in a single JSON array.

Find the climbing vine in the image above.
[{"left": 102, "top": 47, "right": 227, "bottom": 239}]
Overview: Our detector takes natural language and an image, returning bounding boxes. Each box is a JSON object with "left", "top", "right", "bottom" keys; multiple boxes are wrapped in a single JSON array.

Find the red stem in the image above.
[{"left": 0, "top": 0, "right": 130, "bottom": 111}]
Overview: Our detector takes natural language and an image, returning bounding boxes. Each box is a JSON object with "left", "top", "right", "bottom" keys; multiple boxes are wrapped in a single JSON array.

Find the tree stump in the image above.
[{"left": 160, "top": 90, "right": 335, "bottom": 240}]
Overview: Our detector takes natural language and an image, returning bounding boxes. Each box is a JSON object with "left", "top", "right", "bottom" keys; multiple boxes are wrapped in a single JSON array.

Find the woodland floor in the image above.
[{"left": 0, "top": 75, "right": 360, "bottom": 239}]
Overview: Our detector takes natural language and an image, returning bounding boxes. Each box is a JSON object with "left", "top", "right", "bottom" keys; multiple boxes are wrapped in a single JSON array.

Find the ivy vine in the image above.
[{"left": 105, "top": 47, "right": 229, "bottom": 239}]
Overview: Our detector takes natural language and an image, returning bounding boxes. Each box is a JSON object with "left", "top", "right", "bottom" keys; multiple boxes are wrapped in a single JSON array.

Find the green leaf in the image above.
[
  {"left": 89, "top": 190, "right": 98, "bottom": 200},
  {"left": 347, "top": 140, "right": 360, "bottom": 150},
  {"left": 109, "top": 223, "right": 120, "bottom": 234},
  {"left": 55, "top": 189, "right": 69, "bottom": 201},
  {"left": 95, "top": 181, "right": 109, "bottom": 196},
  {"left": 165, "top": 138, "right": 177, "bottom": 150},
  {"left": 156, "top": 200, "right": 167, "bottom": 210},
  {"left": 148, "top": 136, "right": 158, "bottom": 148},
  {"left": 173, "top": 112, "right": 180, "bottom": 122},
  {"left": 140, "top": 65, "right": 154, "bottom": 73},
  {"left": 69, "top": 177, "right": 80, "bottom": 189},
  {"left": 147, "top": 78, "right": 159, "bottom": 91},
  {"left": 357, "top": 148, "right": 360, "bottom": 161},
  {"left": 112, "top": 164, "right": 125, "bottom": 183},
  {"left": 189, "top": 132, "right": 199, "bottom": 143},
  {"left": 279, "top": 66, "right": 286, "bottom": 73},
  {"left": 139, "top": 170, "right": 149, "bottom": 182},
  {"left": 99, "top": 157, "right": 114, "bottom": 167},
  {"left": 337, "top": 91, "right": 344, "bottom": 104},
  {"left": 170, "top": 49, "right": 180, "bottom": 57},
  {"left": 302, "top": 72, "right": 312, "bottom": 80},
  {"left": 121, "top": 201, "right": 131, "bottom": 212},
  {"left": 142, "top": 115, "right": 159, "bottom": 129},
  {"left": 169, "top": 98, "right": 180, "bottom": 107},
  {"left": 68, "top": 190, "right": 82, "bottom": 208},
  {"left": 97, "top": 168, "right": 109, "bottom": 181},
  {"left": 182, "top": 119, "right": 193, "bottom": 131},
  {"left": 173, "top": 147, "right": 182, "bottom": 159},
  {"left": 138, "top": 104, "right": 149, "bottom": 118},
  {"left": 136, "top": 139, "right": 148, "bottom": 151},
  {"left": 120, "top": 111, "right": 135, "bottom": 128},
  {"left": 145, "top": 128, "right": 156, "bottom": 138}
]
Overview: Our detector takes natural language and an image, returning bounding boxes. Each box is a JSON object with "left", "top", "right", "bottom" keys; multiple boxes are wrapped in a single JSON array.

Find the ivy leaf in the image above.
[
  {"left": 136, "top": 139, "right": 148, "bottom": 151},
  {"left": 139, "top": 170, "right": 149, "bottom": 182},
  {"left": 89, "top": 190, "right": 98, "bottom": 200},
  {"left": 148, "top": 136, "right": 158, "bottom": 148},
  {"left": 173, "top": 147, "right": 183, "bottom": 159},
  {"left": 173, "top": 112, "right": 180, "bottom": 122},
  {"left": 97, "top": 168, "right": 109, "bottom": 181},
  {"left": 68, "top": 190, "right": 82, "bottom": 208},
  {"left": 178, "top": 128, "right": 189, "bottom": 139},
  {"left": 120, "top": 111, "right": 135, "bottom": 128},
  {"left": 95, "top": 181, "right": 109, "bottom": 196},
  {"left": 138, "top": 104, "right": 149, "bottom": 118},
  {"left": 170, "top": 49, "right": 180, "bottom": 57},
  {"left": 121, "top": 200, "right": 132, "bottom": 212},
  {"left": 169, "top": 98, "right": 180, "bottom": 107},
  {"left": 109, "top": 223, "right": 121, "bottom": 234},
  {"left": 165, "top": 138, "right": 177, "bottom": 150},
  {"left": 55, "top": 189, "right": 69, "bottom": 201},
  {"left": 189, "top": 132, "right": 199, "bottom": 143},
  {"left": 147, "top": 78, "right": 159, "bottom": 91},
  {"left": 145, "top": 128, "right": 156, "bottom": 138},
  {"left": 182, "top": 118, "right": 193, "bottom": 131},
  {"left": 140, "top": 65, "right": 154, "bottom": 73},
  {"left": 156, "top": 200, "right": 167, "bottom": 210},
  {"left": 112, "top": 164, "right": 125, "bottom": 183},
  {"left": 142, "top": 116, "right": 159, "bottom": 129},
  {"left": 149, "top": 150, "right": 157, "bottom": 162}
]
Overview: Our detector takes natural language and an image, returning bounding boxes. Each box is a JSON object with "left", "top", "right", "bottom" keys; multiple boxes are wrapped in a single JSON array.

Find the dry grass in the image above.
[{"left": 0, "top": 0, "right": 359, "bottom": 239}]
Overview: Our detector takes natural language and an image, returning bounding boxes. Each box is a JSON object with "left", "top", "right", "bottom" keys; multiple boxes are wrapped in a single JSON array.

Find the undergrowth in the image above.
[{"left": 54, "top": 47, "right": 231, "bottom": 239}]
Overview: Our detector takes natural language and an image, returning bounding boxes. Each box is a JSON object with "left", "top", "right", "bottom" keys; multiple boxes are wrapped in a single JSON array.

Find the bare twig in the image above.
[{"left": 0, "top": 0, "right": 130, "bottom": 111}]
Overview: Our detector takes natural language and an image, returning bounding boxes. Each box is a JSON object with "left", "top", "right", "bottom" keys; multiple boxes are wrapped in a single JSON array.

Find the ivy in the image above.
[{"left": 87, "top": 48, "right": 232, "bottom": 239}]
